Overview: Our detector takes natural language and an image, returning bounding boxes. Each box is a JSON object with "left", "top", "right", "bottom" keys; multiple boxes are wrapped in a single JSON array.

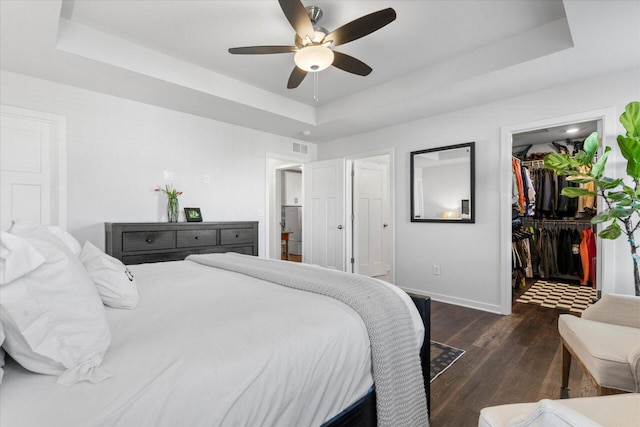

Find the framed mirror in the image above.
[{"left": 410, "top": 142, "right": 475, "bottom": 223}]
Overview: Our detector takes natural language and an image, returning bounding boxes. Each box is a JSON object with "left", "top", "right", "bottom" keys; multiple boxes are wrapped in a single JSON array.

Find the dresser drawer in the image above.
[
  {"left": 220, "top": 228, "right": 254, "bottom": 245},
  {"left": 122, "top": 231, "right": 174, "bottom": 252},
  {"left": 177, "top": 230, "right": 217, "bottom": 248}
]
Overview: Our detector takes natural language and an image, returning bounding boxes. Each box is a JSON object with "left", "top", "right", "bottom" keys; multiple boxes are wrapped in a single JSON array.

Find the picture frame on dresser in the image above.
[
  {"left": 184, "top": 207, "right": 203, "bottom": 222},
  {"left": 105, "top": 221, "right": 258, "bottom": 264}
]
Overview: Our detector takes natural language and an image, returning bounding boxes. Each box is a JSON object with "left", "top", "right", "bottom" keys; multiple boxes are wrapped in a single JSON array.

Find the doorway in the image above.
[
  {"left": 279, "top": 167, "right": 303, "bottom": 262},
  {"left": 511, "top": 120, "right": 600, "bottom": 303},
  {"left": 266, "top": 155, "right": 304, "bottom": 261},
  {"left": 499, "top": 107, "right": 618, "bottom": 315},
  {"left": 267, "top": 151, "right": 395, "bottom": 282}
]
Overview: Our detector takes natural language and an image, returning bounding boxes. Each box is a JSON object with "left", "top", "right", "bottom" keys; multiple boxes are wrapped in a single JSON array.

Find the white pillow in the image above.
[
  {"left": 3, "top": 220, "right": 112, "bottom": 385},
  {"left": 46, "top": 225, "right": 82, "bottom": 256},
  {"left": 79, "top": 241, "right": 139, "bottom": 309},
  {"left": 507, "top": 399, "right": 604, "bottom": 427},
  {"left": 0, "top": 231, "right": 46, "bottom": 284}
]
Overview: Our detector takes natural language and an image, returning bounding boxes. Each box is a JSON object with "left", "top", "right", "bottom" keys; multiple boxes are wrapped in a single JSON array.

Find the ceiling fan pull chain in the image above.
[{"left": 314, "top": 72, "right": 320, "bottom": 103}]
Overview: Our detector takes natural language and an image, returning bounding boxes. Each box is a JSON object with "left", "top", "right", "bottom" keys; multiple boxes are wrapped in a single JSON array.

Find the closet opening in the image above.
[{"left": 511, "top": 119, "right": 601, "bottom": 309}]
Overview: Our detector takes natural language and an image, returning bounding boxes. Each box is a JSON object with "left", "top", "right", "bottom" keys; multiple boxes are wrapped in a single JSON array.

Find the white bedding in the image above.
[{"left": 0, "top": 259, "right": 423, "bottom": 427}]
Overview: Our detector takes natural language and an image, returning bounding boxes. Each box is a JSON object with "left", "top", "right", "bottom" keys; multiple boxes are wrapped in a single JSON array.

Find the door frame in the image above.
[
  {"left": 499, "top": 107, "right": 617, "bottom": 315},
  {"left": 0, "top": 104, "right": 67, "bottom": 230},
  {"left": 346, "top": 148, "right": 395, "bottom": 283},
  {"left": 265, "top": 153, "right": 305, "bottom": 260}
]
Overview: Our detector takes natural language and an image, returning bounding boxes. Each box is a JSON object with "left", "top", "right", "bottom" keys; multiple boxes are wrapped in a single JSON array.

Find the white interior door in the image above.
[
  {"left": 354, "top": 160, "right": 388, "bottom": 277},
  {"left": 0, "top": 109, "right": 59, "bottom": 231},
  {"left": 303, "top": 159, "right": 346, "bottom": 270}
]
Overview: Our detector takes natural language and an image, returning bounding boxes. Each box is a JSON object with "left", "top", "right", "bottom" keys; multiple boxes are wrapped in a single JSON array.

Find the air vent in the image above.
[{"left": 292, "top": 142, "right": 308, "bottom": 154}]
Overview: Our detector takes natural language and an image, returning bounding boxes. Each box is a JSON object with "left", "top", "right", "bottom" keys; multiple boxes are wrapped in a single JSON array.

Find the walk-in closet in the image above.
[{"left": 511, "top": 120, "right": 600, "bottom": 313}]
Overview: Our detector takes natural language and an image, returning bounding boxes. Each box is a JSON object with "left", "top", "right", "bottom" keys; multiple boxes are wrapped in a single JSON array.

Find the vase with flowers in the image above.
[{"left": 155, "top": 184, "right": 183, "bottom": 222}]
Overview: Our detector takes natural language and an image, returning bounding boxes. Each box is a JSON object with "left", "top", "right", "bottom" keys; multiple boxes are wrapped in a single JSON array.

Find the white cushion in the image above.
[
  {"left": 2, "top": 220, "right": 111, "bottom": 385},
  {"left": 79, "top": 241, "right": 139, "bottom": 309},
  {"left": 479, "top": 394, "right": 640, "bottom": 427},
  {"left": 0, "top": 232, "right": 46, "bottom": 284},
  {"left": 46, "top": 225, "right": 82, "bottom": 257},
  {"left": 506, "top": 399, "right": 603, "bottom": 427},
  {"left": 559, "top": 314, "right": 640, "bottom": 392}
]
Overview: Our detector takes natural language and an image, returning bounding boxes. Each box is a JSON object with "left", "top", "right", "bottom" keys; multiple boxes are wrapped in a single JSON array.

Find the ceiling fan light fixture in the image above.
[{"left": 294, "top": 45, "right": 334, "bottom": 72}]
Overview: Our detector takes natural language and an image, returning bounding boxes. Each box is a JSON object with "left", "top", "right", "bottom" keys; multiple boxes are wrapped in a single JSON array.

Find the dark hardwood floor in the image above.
[{"left": 428, "top": 294, "right": 591, "bottom": 426}]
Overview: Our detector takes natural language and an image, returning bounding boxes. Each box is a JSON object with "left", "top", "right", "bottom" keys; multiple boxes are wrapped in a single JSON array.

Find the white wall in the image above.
[
  {"left": 318, "top": 67, "right": 640, "bottom": 311},
  {"left": 0, "top": 71, "right": 316, "bottom": 255}
]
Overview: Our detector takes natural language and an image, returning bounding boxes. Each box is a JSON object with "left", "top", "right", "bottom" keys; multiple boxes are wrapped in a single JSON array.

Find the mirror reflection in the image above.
[{"left": 411, "top": 142, "right": 475, "bottom": 223}]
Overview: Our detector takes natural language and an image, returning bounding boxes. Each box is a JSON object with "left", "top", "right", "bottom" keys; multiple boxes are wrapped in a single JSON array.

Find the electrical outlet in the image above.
[
  {"left": 433, "top": 264, "right": 441, "bottom": 275},
  {"left": 203, "top": 174, "right": 210, "bottom": 184}
]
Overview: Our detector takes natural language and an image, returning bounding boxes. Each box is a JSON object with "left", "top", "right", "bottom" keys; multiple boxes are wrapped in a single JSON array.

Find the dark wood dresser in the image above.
[{"left": 105, "top": 221, "right": 258, "bottom": 264}]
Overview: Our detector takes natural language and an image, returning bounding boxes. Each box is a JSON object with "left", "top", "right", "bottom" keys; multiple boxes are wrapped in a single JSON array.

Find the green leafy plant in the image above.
[
  {"left": 544, "top": 101, "right": 640, "bottom": 296},
  {"left": 154, "top": 183, "right": 183, "bottom": 200}
]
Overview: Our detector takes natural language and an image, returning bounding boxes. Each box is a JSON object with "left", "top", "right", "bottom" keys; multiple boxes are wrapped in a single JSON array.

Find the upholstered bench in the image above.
[{"left": 478, "top": 394, "right": 640, "bottom": 427}]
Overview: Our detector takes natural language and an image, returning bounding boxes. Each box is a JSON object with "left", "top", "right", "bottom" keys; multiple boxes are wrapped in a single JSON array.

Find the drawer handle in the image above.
[
  {"left": 146, "top": 238, "right": 153, "bottom": 243},
  {"left": 235, "top": 234, "right": 239, "bottom": 238},
  {"left": 195, "top": 236, "right": 199, "bottom": 240}
]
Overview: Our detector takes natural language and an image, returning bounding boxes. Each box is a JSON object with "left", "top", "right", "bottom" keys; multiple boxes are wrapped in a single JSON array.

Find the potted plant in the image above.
[{"left": 544, "top": 101, "right": 640, "bottom": 296}]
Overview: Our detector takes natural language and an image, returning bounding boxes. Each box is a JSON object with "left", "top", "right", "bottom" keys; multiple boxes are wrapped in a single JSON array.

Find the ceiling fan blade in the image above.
[
  {"left": 228, "top": 46, "right": 298, "bottom": 55},
  {"left": 326, "top": 8, "right": 396, "bottom": 47},
  {"left": 278, "top": 0, "right": 315, "bottom": 40},
  {"left": 332, "top": 51, "right": 372, "bottom": 76},
  {"left": 287, "top": 66, "right": 308, "bottom": 89}
]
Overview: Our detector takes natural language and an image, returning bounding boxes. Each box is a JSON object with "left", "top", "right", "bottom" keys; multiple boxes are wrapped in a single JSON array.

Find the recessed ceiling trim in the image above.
[
  {"left": 56, "top": 17, "right": 317, "bottom": 125},
  {"left": 317, "top": 17, "right": 573, "bottom": 126}
]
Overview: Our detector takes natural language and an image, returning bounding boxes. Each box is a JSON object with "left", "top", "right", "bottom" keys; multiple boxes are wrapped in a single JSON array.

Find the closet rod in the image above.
[{"left": 521, "top": 218, "right": 593, "bottom": 224}]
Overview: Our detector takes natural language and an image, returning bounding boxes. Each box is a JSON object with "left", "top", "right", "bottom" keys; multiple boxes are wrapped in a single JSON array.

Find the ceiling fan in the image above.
[{"left": 228, "top": 0, "right": 396, "bottom": 89}]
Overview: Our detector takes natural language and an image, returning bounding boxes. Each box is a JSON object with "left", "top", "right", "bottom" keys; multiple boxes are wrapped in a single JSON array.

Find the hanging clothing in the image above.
[
  {"left": 557, "top": 228, "right": 574, "bottom": 275},
  {"left": 580, "top": 228, "right": 597, "bottom": 286},
  {"left": 522, "top": 167, "right": 536, "bottom": 216},
  {"left": 512, "top": 159, "right": 525, "bottom": 214},
  {"left": 557, "top": 175, "right": 578, "bottom": 218},
  {"left": 577, "top": 166, "right": 597, "bottom": 216},
  {"left": 571, "top": 229, "right": 584, "bottom": 281}
]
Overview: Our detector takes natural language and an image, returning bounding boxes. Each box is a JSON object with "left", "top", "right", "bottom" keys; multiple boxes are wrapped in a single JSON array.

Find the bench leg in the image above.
[{"left": 562, "top": 341, "right": 571, "bottom": 389}]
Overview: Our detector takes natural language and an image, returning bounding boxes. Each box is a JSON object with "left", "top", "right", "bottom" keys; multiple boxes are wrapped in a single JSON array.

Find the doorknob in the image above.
[
  {"left": 383, "top": 223, "right": 389, "bottom": 228},
  {"left": 337, "top": 225, "right": 343, "bottom": 230}
]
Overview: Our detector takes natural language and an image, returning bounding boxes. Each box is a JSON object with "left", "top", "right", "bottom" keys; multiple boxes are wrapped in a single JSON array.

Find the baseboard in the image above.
[{"left": 399, "top": 287, "right": 504, "bottom": 314}]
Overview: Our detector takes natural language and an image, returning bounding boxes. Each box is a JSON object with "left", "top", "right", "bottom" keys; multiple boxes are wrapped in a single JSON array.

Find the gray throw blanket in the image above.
[{"left": 187, "top": 253, "right": 428, "bottom": 427}]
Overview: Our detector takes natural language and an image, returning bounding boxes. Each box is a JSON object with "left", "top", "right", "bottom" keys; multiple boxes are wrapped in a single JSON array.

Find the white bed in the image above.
[{"left": 1, "top": 257, "right": 424, "bottom": 427}]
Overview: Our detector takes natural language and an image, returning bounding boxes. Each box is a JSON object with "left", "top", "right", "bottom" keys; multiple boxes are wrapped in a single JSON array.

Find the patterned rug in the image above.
[
  {"left": 516, "top": 280, "right": 597, "bottom": 313},
  {"left": 430, "top": 341, "right": 465, "bottom": 383}
]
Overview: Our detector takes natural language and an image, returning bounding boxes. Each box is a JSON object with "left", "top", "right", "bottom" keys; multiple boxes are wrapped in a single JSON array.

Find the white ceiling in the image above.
[
  {"left": 512, "top": 120, "right": 598, "bottom": 148},
  {"left": 1, "top": 1, "right": 639, "bottom": 143}
]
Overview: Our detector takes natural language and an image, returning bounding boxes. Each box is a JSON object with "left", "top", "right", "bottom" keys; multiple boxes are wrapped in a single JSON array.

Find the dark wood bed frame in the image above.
[{"left": 324, "top": 295, "right": 431, "bottom": 426}]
